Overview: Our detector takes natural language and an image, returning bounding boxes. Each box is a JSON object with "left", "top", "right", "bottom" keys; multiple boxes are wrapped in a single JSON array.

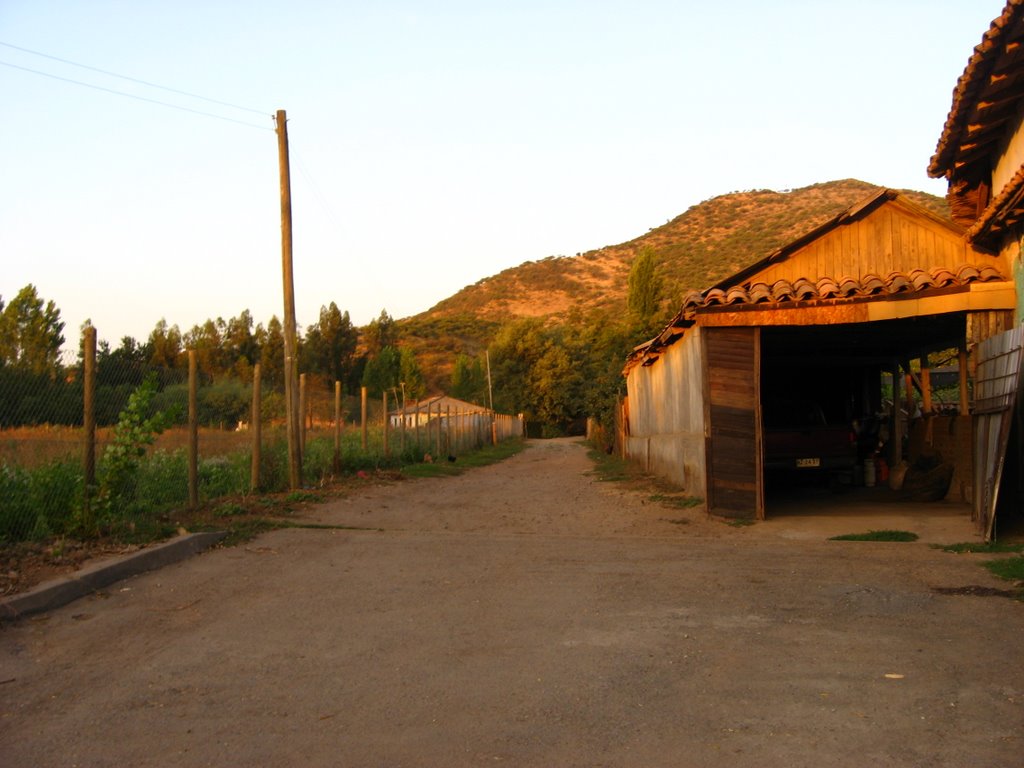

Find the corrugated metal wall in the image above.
[{"left": 623, "top": 327, "right": 708, "bottom": 495}]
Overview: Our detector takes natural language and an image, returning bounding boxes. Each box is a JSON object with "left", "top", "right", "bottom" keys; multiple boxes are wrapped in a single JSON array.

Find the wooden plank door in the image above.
[
  {"left": 704, "top": 327, "right": 763, "bottom": 519},
  {"left": 973, "top": 325, "right": 1024, "bottom": 540}
]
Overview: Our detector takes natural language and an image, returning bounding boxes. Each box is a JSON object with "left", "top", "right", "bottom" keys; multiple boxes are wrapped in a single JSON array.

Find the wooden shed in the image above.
[{"left": 623, "top": 189, "right": 1016, "bottom": 520}]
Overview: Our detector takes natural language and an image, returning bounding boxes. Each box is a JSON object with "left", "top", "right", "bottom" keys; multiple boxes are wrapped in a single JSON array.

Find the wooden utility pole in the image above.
[
  {"left": 188, "top": 350, "right": 199, "bottom": 509},
  {"left": 251, "top": 363, "right": 262, "bottom": 493},
  {"left": 82, "top": 326, "right": 96, "bottom": 527},
  {"left": 276, "top": 108, "right": 302, "bottom": 489},
  {"left": 333, "top": 381, "right": 342, "bottom": 473}
]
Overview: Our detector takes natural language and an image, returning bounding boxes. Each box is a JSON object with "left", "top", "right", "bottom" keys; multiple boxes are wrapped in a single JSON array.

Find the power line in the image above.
[
  {"left": 0, "top": 40, "right": 269, "bottom": 116},
  {"left": 0, "top": 59, "right": 273, "bottom": 131}
]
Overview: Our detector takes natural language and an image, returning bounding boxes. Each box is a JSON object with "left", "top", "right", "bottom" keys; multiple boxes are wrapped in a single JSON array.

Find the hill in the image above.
[
  {"left": 418, "top": 179, "right": 948, "bottom": 323},
  {"left": 399, "top": 179, "right": 950, "bottom": 389}
]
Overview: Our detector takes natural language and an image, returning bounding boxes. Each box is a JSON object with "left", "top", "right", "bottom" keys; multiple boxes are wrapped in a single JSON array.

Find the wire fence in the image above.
[{"left": 0, "top": 328, "right": 523, "bottom": 545}]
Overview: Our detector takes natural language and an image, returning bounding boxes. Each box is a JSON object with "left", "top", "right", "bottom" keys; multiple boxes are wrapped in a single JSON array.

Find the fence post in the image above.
[
  {"left": 334, "top": 381, "right": 342, "bottom": 473},
  {"left": 82, "top": 326, "right": 96, "bottom": 527},
  {"left": 188, "top": 350, "right": 199, "bottom": 510},
  {"left": 299, "top": 372, "right": 308, "bottom": 454},
  {"left": 414, "top": 402, "right": 421, "bottom": 454},
  {"left": 399, "top": 398, "right": 406, "bottom": 455},
  {"left": 361, "top": 386, "right": 368, "bottom": 451},
  {"left": 435, "top": 401, "right": 442, "bottom": 457},
  {"left": 251, "top": 363, "right": 262, "bottom": 493},
  {"left": 383, "top": 391, "right": 390, "bottom": 459}
]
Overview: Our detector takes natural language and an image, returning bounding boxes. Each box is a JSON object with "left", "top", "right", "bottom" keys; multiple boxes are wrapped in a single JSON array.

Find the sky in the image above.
[{"left": 0, "top": 1, "right": 1005, "bottom": 352}]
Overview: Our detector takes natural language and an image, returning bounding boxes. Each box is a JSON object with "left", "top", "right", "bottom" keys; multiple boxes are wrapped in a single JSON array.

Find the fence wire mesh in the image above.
[{"left": 1, "top": 330, "right": 523, "bottom": 545}]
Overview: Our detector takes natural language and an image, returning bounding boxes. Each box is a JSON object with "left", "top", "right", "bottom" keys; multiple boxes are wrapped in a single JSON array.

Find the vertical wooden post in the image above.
[
  {"left": 188, "top": 350, "right": 199, "bottom": 510},
  {"left": 276, "top": 108, "right": 302, "bottom": 490},
  {"left": 361, "top": 386, "right": 368, "bottom": 451},
  {"left": 414, "top": 402, "right": 421, "bottom": 454},
  {"left": 299, "top": 372, "right": 308, "bottom": 454},
  {"left": 958, "top": 346, "right": 970, "bottom": 414},
  {"left": 383, "top": 391, "right": 390, "bottom": 459},
  {"left": 486, "top": 350, "right": 494, "bottom": 412},
  {"left": 445, "top": 405, "right": 451, "bottom": 457},
  {"left": 891, "top": 361, "right": 904, "bottom": 467},
  {"left": 435, "top": 401, "right": 442, "bottom": 456},
  {"left": 903, "top": 361, "right": 915, "bottom": 419},
  {"left": 82, "top": 326, "right": 96, "bottom": 526},
  {"left": 399, "top": 397, "right": 406, "bottom": 455},
  {"left": 333, "top": 381, "right": 342, "bottom": 473},
  {"left": 921, "top": 354, "right": 934, "bottom": 446},
  {"left": 251, "top": 363, "right": 262, "bottom": 493}
]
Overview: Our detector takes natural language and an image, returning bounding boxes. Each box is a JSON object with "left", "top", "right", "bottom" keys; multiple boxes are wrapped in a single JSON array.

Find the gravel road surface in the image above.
[{"left": 2, "top": 438, "right": 1022, "bottom": 767}]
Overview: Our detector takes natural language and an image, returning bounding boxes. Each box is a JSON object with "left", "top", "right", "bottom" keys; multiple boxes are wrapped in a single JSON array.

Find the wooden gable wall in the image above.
[{"left": 739, "top": 201, "right": 1003, "bottom": 287}]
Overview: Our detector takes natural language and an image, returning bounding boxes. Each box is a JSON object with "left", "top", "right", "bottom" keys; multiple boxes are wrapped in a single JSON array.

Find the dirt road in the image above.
[{"left": 2, "top": 438, "right": 1022, "bottom": 767}]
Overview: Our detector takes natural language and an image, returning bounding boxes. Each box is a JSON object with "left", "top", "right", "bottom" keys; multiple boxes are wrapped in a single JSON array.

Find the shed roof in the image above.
[
  {"left": 390, "top": 394, "right": 489, "bottom": 415},
  {"left": 708, "top": 189, "right": 970, "bottom": 290},
  {"left": 929, "top": 0, "right": 1024, "bottom": 181},
  {"left": 624, "top": 190, "right": 1013, "bottom": 375}
]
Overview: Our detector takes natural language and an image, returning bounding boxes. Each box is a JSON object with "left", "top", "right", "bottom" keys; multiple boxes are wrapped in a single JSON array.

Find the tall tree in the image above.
[
  {"left": 258, "top": 316, "right": 285, "bottom": 386},
  {"left": 302, "top": 303, "right": 358, "bottom": 386},
  {"left": 450, "top": 354, "right": 486, "bottom": 404},
  {"left": 97, "top": 336, "right": 152, "bottom": 388},
  {"left": 361, "top": 345, "right": 401, "bottom": 398},
  {"left": 148, "top": 318, "right": 183, "bottom": 369},
  {"left": 362, "top": 309, "right": 397, "bottom": 357},
  {"left": 399, "top": 347, "right": 426, "bottom": 401},
  {"left": 0, "top": 284, "right": 65, "bottom": 376},
  {"left": 627, "top": 246, "right": 664, "bottom": 336},
  {"left": 183, "top": 319, "right": 225, "bottom": 378}
]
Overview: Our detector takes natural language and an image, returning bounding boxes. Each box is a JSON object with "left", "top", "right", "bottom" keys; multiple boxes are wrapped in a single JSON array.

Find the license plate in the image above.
[{"left": 796, "top": 458, "right": 821, "bottom": 468}]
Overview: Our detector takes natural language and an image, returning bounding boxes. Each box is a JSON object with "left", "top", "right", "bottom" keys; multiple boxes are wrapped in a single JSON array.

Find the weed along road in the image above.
[{"left": 2, "top": 438, "right": 1023, "bottom": 767}]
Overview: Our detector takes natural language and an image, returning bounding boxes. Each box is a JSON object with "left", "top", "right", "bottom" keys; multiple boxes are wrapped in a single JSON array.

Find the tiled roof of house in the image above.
[
  {"left": 929, "top": 0, "right": 1024, "bottom": 179},
  {"left": 964, "top": 164, "right": 1024, "bottom": 244},
  {"left": 680, "top": 264, "right": 1006, "bottom": 318},
  {"left": 624, "top": 264, "right": 1008, "bottom": 373}
]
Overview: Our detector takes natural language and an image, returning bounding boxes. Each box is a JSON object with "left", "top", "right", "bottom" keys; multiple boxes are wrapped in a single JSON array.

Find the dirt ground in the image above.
[{"left": 1, "top": 438, "right": 1022, "bottom": 767}]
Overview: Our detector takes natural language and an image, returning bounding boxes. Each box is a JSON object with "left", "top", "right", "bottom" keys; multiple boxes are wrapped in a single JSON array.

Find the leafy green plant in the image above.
[
  {"left": 830, "top": 530, "right": 919, "bottom": 542},
  {"left": 89, "top": 375, "right": 174, "bottom": 535}
]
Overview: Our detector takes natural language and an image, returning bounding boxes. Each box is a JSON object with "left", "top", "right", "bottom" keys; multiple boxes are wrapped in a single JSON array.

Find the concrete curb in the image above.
[{"left": 0, "top": 531, "right": 228, "bottom": 620}]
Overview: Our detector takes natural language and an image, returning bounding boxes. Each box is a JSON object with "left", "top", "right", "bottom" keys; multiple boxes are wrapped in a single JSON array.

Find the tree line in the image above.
[{"left": 2, "top": 249, "right": 666, "bottom": 433}]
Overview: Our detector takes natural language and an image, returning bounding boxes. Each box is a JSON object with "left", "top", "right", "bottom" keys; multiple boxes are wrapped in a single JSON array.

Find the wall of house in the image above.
[
  {"left": 752, "top": 205, "right": 995, "bottom": 286},
  {"left": 623, "top": 326, "right": 707, "bottom": 495},
  {"left": 992, "top": 101, "right": 1024, "bottom": 197}
]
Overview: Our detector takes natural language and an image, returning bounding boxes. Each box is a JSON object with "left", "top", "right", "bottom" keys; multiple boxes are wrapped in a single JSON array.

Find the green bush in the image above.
[
  {"left": 135, "top": 450, "right": 188, "bottom": 509},
  {"left": 199, "top": 453, "right": 249, "bottom": 499},
  {"left": 0, "top": 459, "right": 82, "bottom": 542}
]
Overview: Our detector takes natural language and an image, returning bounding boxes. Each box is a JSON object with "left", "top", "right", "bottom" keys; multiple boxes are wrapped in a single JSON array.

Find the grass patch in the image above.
[
  {"left": 724, "top": 518, "right": 756, "bottom": 528},
  {"left": 933, "top": 541, "right": 1024, "bottom": 554},
  {"left": 284, "top": 491, "right": 322, "bottom": 505},
  {"left": 401, "top": 439, "right": 526, "bottom": 479},
  {"left": 982, "top": 555, "right": 1024, "bottom": 583},
  {"left": 830, "top": 530, "right": 919, "bottom": 542},
  {"left": 585, "top": 447, "right": 643, "bottom": 483},
  {"left": 650, "top": 494, "right": 703, "bottom": 509}
]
